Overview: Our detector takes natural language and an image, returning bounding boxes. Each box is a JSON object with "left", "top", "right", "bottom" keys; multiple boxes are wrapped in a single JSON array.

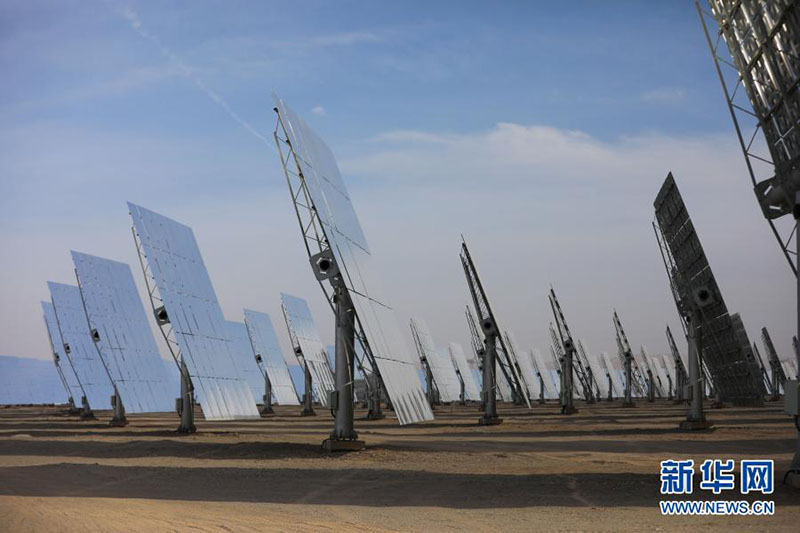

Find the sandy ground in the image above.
[{"left": 0, "top": 400, "right": 797, "bottom": 531}]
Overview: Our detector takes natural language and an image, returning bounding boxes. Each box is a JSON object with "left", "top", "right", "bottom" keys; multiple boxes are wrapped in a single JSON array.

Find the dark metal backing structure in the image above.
[
  {"left": 654, "top": 173, "right": 763, "bottom": 406},
  {"left": 730, "top": 313, "right": 765, "bottom": 396},
  {"left": 762, "top": 326, "right": 788, "bottom": 394}
]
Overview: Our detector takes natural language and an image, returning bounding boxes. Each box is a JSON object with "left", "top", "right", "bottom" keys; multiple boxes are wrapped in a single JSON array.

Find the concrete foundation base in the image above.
[
  {"left": 366, "top": 411, "right": 385, "bottom": 421},
  {"left": 300, "top": 408, "right": 317, "bottom": 417},
  {"left": 322, "top": 438, "right": 366, "bottom": 452},
  {"left": 562, "top": 406, "right": 579, "bottom": 415},
  {"left": 80, "top": 410, "right": 96, "bottom": 420},
  {"left": 621, "top": 402, "right": 636, "bottom": 408},
  {"left": 478, "top": 416, "right": 503, "bottom": 426},
  {"left": 259, "top": 405, "right": 275, "bottom": 416}
]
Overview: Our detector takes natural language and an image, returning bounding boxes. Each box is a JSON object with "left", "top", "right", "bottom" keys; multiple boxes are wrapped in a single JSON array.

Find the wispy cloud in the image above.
[
  {"left": 311, "top": 105, "right": 326, "bottom": 116},
  {"left": 117, "top": 4, "right": 270, "bottom": 144},
  {"left": 641, "top": 87, "right": 688, "bottom": 104},
  {"left": 309, "top": 31, "right": 381, "bottom": 47},
  {"left": 92, "top": 64, "right": 184, "bottom": 94}
]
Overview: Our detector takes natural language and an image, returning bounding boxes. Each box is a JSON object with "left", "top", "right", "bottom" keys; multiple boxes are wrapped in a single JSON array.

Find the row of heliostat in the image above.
[
  {"left": 27, "top": 97, "right": 585, "bottom": 421},
  {"left": 33, "top": 202, "right": 488, "bottom": 419},
  {"left": 35, "top": 203, "right": 356, "bottom": 419},
  {"left": 32, "top": 202, "right": 640, "bottom": 415}
]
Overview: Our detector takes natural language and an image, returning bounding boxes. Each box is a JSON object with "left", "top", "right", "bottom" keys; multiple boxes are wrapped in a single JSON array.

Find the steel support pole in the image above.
[
  {"left": 109, "top": 386, "right": 128, "bottom": 427},
  {"left": 607, "top": 374, "right": 613, "bottom": 402},
  {"left": 538, "top": 373, "right": 546, "bottom": 404},
  {"left": 622, "top": 351, "right": 634, "bottom": 407},
  {"left": 178, "top": 358, "right": 196, "bottom": 433},
  {"left": 425, "top": 363, "right": 435, "bottom": 407},
  {"left": 300, "top": 361, "right": 316, "bottom": 416},
  {"left": 680, "top": 312, "right": 711, "bottom": 430},
  {"left": 647, "top": 369, "right": 655, "bottom": 403},
  {"left": 67, "top": 396, "right": 80, "bottom": 415},
  {"left": 80, "top": 395, "right": 95, "bottom": 420},
  {"left": 772, "top": 361, "right": 781, "bottom": 400},
  {"left": 675, "top": 370, "right": 684, "bottom": 403},
  {"left": 479, "top": 334, "right": 501, "bottom": 425},
  {"left": 323, "top": 283, "right": 364, "bottom": 451},
  {"left": 477, "top": 348, "right": 486, "bottom": 411},
  {"left": 459, "top": 374, "right": 466, "bottom": 405},
  {"left": 789, "top": 199, "right": 800, "bottom": 479},
  {"left": 260, "top": 372, "right": 274, "bottom": 416},
  {"left": 563, "top": 348, "right": 576, "bottom": 414},
  {"left": 367, "top": 373, "right": 385, "bottom": 420},
  {"left": 667, "top": 373, "right": 674, "bottom": 401}
]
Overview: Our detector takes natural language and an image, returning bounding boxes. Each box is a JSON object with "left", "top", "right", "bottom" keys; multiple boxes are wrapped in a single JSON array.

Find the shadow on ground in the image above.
[{"left": 1, "top": 463, "right": 797, "bottom": 509}]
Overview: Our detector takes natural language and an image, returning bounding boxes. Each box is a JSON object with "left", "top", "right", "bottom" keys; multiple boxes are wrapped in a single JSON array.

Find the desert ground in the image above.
[{"left": 0, "top": 400, "right": 797, "bottom": 532}]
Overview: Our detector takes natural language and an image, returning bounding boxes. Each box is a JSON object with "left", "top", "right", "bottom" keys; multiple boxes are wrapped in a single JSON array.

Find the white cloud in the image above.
[
  {"left": 0, "top": 119, "right": 793, "bottom": 380},
  {"left": 311, "top": 105, "right": 326, "bottom": 116},
  {"left": 339, "top": 123, "right": 793, "bottom": 367}
]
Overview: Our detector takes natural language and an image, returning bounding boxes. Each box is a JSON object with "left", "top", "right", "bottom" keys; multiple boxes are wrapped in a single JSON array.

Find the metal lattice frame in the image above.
[
  {"left": 549, "top": 288, "right": 593, "bottom": 404},
  {"left": 409, "top": 319, "right": 439, "bottom": 404},
  {"left": 460, "top": 239, "right": 530, "bottom": 407},
  {"left": 698, "top": 0, "right": 799, "bottom": 273},
  {"left": 576, "top": 340, "right": 602, "bottom": 399},
  {"left": 502, "top": 331, "right": 535, "bottom": 400},
  {"left": 73, "top": 266, "right": 126, "bottom": 422},
  {"left": 465, "top": 306, "right": 484, "bottom": 368},
  {"left": 548, "top": 333, "right": 565, "bottom": 401},
  {"left": 613, "top": 311, "right": 647, "bottom": 397},
  {"left": 131, "top": 224, "right": 195, "bottom": 430},
  {"left": 42, "top": 310, "right": 78, "bottom": 407},
  {"left": 530, "top": 350, "right": 549, "bottom": 397},
  {"left": 273, "top": 111, "right": 377, "bottom": 389},
  {"left": 597, "top": 353, "right": 617, "bottom": 397},
  {"left": 132, "top": 227, "right": 183, "bottom": 376},
  {"left": 666, "top": 325, "right": 690, "bottom": 395},
  {"left": 638, "top": 347, "right": 664, "bottom": 398}
]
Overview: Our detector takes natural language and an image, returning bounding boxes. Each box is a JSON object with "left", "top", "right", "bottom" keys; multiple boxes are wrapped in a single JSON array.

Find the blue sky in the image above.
[
  {"left": 2, "top": 1, "right": 724, "bottom": 143},
  {"left": 0, "top": 1, "right": 795, "bottom": 369}
]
